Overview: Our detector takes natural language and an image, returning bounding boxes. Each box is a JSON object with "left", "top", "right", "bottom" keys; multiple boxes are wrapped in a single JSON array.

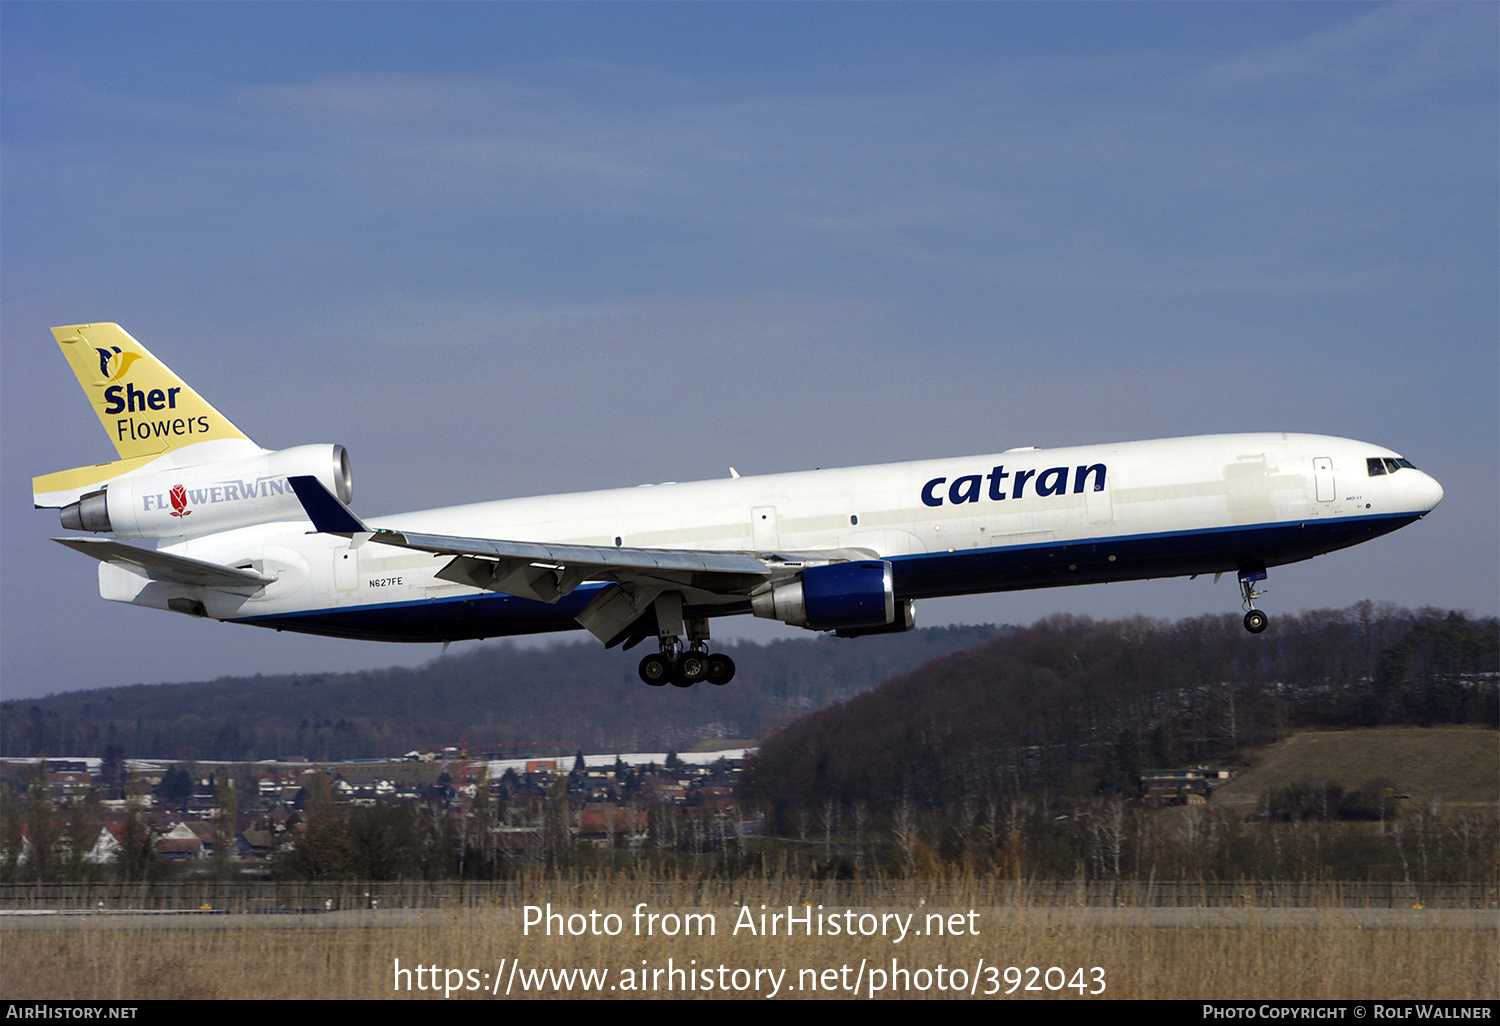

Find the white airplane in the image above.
[{"left": 34, "top": 323, "right": 1444, "bottom": 687}]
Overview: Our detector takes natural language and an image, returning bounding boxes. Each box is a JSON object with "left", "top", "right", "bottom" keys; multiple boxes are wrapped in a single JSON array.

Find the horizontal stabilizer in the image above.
[
  {"left": 53, "top": 538, "right": 273, "bottom": 589},
  {"left": 32, "top": 454, "right": 167, "bottom": 509}
]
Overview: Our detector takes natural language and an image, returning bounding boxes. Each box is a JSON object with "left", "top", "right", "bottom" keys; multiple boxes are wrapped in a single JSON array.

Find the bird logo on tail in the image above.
[{"left": 95, "top": 346, "right": 142, "bottom": 382}]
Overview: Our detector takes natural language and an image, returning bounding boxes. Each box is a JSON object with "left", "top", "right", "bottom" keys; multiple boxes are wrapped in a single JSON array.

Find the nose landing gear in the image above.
[{"left": 1239, "top": 566, "right": 1269, "bottom": 634}]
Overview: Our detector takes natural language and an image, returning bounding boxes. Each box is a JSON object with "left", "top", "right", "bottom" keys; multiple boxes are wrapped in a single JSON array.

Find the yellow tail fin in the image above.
[
  {"left": 34, "top": 324, "right": 260, "bottom": 508},
  {"left": 52, "top": 323, "right": 251, "bottom": 458}
]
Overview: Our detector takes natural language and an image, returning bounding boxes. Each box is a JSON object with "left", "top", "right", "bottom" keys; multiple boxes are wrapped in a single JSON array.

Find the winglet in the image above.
[{"left": 288, "top": 475, "right": 368, "bottom": 534}]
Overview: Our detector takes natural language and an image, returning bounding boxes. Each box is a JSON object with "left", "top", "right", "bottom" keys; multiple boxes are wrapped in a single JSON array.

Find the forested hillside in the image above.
[
  {"left": 741, "top": 604, "right": 1497, "bottom": 819},
  {"left": 2, "top": 624, "right": 1000, "bottom": 760}
]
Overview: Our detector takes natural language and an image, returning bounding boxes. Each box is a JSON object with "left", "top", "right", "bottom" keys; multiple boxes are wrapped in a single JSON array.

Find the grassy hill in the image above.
[{"left": 1214, "top": 726, "right": 1499, "bottom": 812}]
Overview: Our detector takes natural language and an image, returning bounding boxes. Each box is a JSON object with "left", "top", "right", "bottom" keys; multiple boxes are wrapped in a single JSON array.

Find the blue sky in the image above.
[{"left": 3, "top": 2, "right": 1495, "bottom": 699}]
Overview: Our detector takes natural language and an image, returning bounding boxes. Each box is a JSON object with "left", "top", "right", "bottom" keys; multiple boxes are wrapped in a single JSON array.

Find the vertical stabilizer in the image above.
[
  {"left": 51, "top": 323, "right": 252, "bottom": 458},
  {"left": 34, "top": 324, "right": 263, "bottom": 508}
]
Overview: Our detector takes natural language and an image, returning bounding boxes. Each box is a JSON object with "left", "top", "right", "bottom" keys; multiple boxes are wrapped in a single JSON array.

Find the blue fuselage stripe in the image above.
[{"left": 233, "top": 510, "right": 1424, "bottom": 643}]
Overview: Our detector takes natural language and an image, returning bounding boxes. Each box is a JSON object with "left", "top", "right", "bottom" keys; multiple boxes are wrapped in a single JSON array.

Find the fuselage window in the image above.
[{"left": 1367, "top": 457, "right": 1387, "bottom": 476}]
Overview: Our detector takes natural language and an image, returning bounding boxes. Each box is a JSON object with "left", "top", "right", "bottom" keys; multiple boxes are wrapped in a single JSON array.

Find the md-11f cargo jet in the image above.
[{"left": 34, "top": 323, "right": 1442, "bottom": 687}]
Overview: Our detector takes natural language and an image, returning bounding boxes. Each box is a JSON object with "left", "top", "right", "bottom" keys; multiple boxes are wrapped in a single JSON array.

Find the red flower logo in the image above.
[{"left": 169, "top": 484, "right": 191, "bottom": 517}]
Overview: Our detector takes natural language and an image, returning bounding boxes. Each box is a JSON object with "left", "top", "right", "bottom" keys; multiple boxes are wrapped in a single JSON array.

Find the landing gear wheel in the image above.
[
  {"left": 674, "top": 651, "right": 709, "bottom": 687},
  {"left": 638, "top": 654, "right": 670, "bottom": 686},
  {"left": 1237, "top": 567, "right": 1269, "bottom": 636},
  {"left": 706, "top": 653, "right": 736, "bottom": 686}
]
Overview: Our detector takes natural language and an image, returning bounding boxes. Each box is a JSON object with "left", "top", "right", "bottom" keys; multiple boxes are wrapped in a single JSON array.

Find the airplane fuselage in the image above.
[{"left": 119, "top": 431, "right": 1440, "bottom": 643}]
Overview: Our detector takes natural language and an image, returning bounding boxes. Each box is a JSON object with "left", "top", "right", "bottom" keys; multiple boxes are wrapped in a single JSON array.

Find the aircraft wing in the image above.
[
  {"left": 384, "top": 529, "right": 773, "bottom": 581},
  {"left": 53, "top": 537, "right": 273, "bottom": 590},
  {"left": 287, "top": 475, "right": 865, "bottom": 643},
  {"left": 288, "top": 474, "right": 773, "bottom": 587}
]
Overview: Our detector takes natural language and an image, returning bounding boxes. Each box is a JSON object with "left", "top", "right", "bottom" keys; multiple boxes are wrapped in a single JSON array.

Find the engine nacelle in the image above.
[
  {"left": 834, "top": 599, "right": 915, "bottom": 637},
  {"left": 751, "top": 560, "right": 899, "bottom": 632},
  {"left": 61, "top": 444, "right": 352, "bottom": 539}
]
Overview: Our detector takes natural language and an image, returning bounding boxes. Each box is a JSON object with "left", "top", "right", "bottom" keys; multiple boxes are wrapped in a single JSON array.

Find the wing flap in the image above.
[
  {"left": 401, "top": 528, "right": 774, "bottom": 604},
  {"left": 385, "top": 527, "right": 774, "bottom": 577}
]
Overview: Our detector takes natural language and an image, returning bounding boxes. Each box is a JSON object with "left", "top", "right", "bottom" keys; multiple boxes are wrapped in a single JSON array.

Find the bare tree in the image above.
[
  {"left": 850, "top": 802, "right": 870, "bottom": 876},
  {"left": 892, "top": 796, "right": 918, "bottom": 877},
  {"left": 820, "top": 797, "right": 837, "bottom": 863}
]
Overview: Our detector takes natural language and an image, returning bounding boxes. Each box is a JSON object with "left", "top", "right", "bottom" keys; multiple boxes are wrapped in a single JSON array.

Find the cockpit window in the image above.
[{"left": 1369, "top": 456, "right": 1418, "bottom": 476}]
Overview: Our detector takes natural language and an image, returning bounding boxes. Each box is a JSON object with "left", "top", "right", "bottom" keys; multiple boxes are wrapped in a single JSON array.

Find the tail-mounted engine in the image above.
[
  {"left": 60, "top": 444, "right": 352, "bottom": 539},
  {"left": 751, "top": 559, "right": 913, "bottom": 634}
]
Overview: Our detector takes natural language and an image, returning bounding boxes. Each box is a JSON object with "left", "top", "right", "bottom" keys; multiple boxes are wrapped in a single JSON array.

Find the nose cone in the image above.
[{"left": 1416, "top": 471, "right": 1444, "bottom": 513}]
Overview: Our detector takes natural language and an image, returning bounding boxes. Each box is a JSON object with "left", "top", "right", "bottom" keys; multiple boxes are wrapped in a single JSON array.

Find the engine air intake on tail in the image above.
[{"left": 60, "top": 444, "right": 352, "bottom": 539}]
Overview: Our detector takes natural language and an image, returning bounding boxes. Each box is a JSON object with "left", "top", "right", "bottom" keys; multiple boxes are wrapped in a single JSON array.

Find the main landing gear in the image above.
[
  {"left": 1239, "top": 567, "right": 1269, "bottom": 634},
  {"left": 638, "top": 615, "right": 735, "bottom": 688},
  {"left": 638, "top": 647, "right": 736, "bottom": 688}
]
